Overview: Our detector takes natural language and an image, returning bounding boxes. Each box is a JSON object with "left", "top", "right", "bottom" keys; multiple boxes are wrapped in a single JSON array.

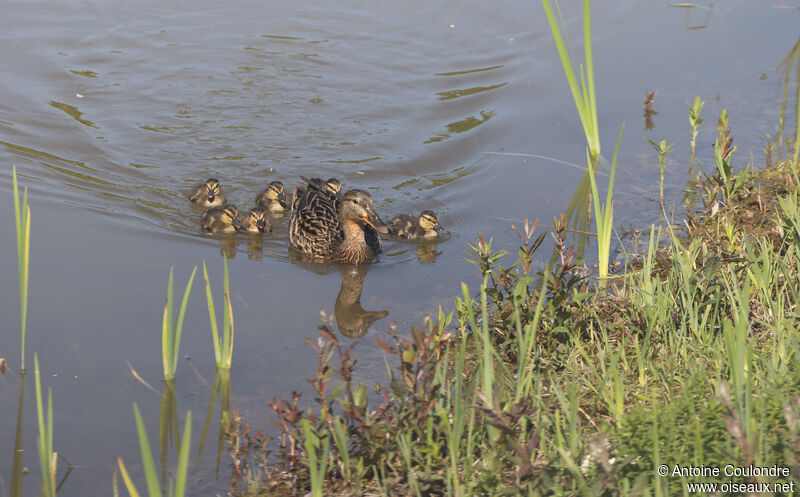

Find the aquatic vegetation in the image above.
[
  {"left": 12, "top": 166, "right": 30, "bottom": 372},
  {"left": 34, "top": 354, "right": 57, "bottom": 497},
  {"left": 687, "top": 96, "right": 705, "bottom": 167},
  {"left": 116, "top": 404, "right": 192, "bottom": 497},
  {"left": 586, "top": 124, "right": 623, "bottom": 284},
  {"left": 644, "top": 136, "right": 674, "bottom": 209},
  {"left": 203, "top": 258, "right": 234, "bottom": 370},
  {"left": 224, "top": 107, "right": 800, "bottom": 493},
  {"left": 542, "top": 0, "right": 600, "bottom": 157},
  {"left": 161, "top": 267, "right": 197, "bottom": 380}
]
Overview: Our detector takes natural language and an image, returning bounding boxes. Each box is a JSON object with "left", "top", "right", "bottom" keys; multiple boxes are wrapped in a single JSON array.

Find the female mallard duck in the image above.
[
  {"left": 189, "top": 178, "right": 226, "bottom": 208},
  {"left": 201, "top": 205, "right": 240, "bottom": 233},
  {"left": 390, "top": 210, "right": 441, "bottom": 240},
  {"left": 238, "top": 207, "right": 271, "bottom": 233},
  {"left": 289, "top": 180, "right": 390, "bottom": 263},
  {"left": 256, "top": 181, "right": 288, "bottom": 213}
]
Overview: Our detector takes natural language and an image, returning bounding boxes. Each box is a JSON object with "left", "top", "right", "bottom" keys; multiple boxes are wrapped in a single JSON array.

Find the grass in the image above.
[
  {"left": 586, "top": 124, "right": 623, "bottom": 284},
  {"left": 116, "top": 405, "right": 192, "bottom": 497},
  {"left": 34, "top": 353, "right": 57, "bottom": 497},
  {"left": 12, "top": 166, "right": 31, "bottom": 373},
  {"left": 202, "top": 258, "right": 235, "bottom": 370},
  {"left": 542, "top": 0, "right": 600, "bottom": 157},
  {"left": 223, "top": 105, "right": 800, "bottom": 495},
  {"left": 161, "top": 266, "right": 197, "bottom": 380}
]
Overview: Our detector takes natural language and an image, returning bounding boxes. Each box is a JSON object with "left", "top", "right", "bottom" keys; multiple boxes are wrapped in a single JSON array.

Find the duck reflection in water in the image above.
[
  {"left": 415, "top": 242, "right": 442, "bottom": 264},
  {"left": 335, "top": 265, "right": 389, "bottom": 338}
]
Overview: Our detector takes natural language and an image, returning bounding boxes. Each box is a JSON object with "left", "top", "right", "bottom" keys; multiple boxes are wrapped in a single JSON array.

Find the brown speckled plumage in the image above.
[{"left": 289, "top": 179, "right": 389, "bottom": 263}]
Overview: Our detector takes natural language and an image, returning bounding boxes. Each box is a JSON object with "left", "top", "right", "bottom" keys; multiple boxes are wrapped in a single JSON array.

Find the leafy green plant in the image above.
[
  {"left": 687, "top": 96, "right": 705, "bottom": 167},
  {"left": 644, "top": 137, "right": 674, "bottom": 208},
  {"left": 161, "top": 267, "right": 197, "bottom": 380},
  {"left": 12, "top": 166, "right": 31, "bottom": 372},
  {"left": 713, "top": 133, "right": 750, "bottom": 203},
  {"left": 542, "top": 0, "right": 600, "bottom": 157}
]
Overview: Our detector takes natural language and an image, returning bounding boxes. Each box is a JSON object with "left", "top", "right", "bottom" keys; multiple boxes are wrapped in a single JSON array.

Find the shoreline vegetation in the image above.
[
  {"left": 225, "top": 152, "right": 800, "bottom": 496},
  {"left": 4, "top": 2, "right": 800, "bottom": 496},
  {"left": 223, "top": 4, "right": 800, "bottom": 496}
]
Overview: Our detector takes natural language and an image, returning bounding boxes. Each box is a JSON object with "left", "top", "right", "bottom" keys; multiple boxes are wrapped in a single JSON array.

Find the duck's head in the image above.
[
  {"left": 247, "top": 208, "right": 270, "bottom": 233},
  {"left": 340, "top": 190, "right": 390, "bottom": 235},
  {"left": 419, "top": 210, "right": 441, "bottom": 232},
  {"left": 203, "top": 178, "right": 222, "bottom": 204},
  {"left": 221, "top": 205, "right": 241, "bottom": 230},
  {"left": 325, "top": 178, "right": 342, "bottom": 195},
  {"left": 266, "top": 181, "right": 287, "bottom": 204}
]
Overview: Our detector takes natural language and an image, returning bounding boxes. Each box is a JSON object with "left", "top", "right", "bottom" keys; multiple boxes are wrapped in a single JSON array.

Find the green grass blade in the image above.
[
  {"left": 34, "top": 354, "right": 56, "bottom": 497},
  {"left": 13, "top": 167, "right": 30, "bottom": 372},
  {"left": 117, "top": 458, "right": 143, "bottom": 497},
  {"left": 162, "top": 268, "right": 175, "bottom": 378},
  {"left": 202, "top": 261, "right": 222, "bottom": 366},
  {"left": 173, "top": 411, "right": 192, "bottom": 497},
  {"left": 221, "top": 257, "right": 233, "bottom": 369},
  {"left": 582, "top": 0, "right": 598, "bottom": 147},
  {"left": 172, "top": 267, "right": 197, "bottom": 374},
  {"left": 132, "top": 403, "right": 163, "bottom": 497}
]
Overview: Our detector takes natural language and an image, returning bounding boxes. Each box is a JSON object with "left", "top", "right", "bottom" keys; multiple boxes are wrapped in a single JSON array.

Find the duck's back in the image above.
[{"left": 289, "top": 184, "right": 343, "bottom": 258}]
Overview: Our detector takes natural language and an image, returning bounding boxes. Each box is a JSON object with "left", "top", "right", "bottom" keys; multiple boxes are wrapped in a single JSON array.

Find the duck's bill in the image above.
[{"left": 363, "top": 213, "right": 391, "bottom": 235}]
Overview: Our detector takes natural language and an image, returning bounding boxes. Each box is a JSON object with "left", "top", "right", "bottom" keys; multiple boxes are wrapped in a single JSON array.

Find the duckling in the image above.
[
  {"left": 189, "top": 178, "right": 226, "bottom": 208},
  {"left": 201, "top": 205, "right": 241, "bottom": 233},
  {"left": 390, "top": 210, "right": 441, "bottom": 240},
  {"left": 238, "top": 207, "right": 272, "bottom": 233},
  {"left": 255, "top": 181, "right": 288, "bottom": 213},
  {"left": 289, "top": 182, "right": 390, "bottom": 264},
  {"left": 300, "top": 176, "right": 342, "bottom": 197}
]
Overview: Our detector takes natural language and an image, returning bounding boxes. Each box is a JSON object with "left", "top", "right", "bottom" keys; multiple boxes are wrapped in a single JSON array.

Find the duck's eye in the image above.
[{"left": 352, "top": 198, "right": 359, "bottom": 205}]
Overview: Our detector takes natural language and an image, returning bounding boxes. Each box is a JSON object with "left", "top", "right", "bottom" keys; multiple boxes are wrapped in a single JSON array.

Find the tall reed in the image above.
[
  {"left": 542, "top": 0, "right": 600, "bottom": 157},
  {"left": 12, "top": 166, "right": 31, "bottom": 372},
  {"left": 202, "top": 258, "right": 234, "bottom": 370},
  {"left": 161, "top": 267, "right": 197, "bottom": 380}
]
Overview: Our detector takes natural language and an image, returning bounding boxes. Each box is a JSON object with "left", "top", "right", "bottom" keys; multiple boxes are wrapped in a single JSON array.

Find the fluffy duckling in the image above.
[
  {"left": 238, "top": 207, "right": 272, "bottom": 233},
  {"left": 189, "top": 178, "right": 226, "bottom": 208},
  {"left": 201, "top": 205, "right": 240, "bottom": 233},
  {"left": 390, "top": 210, "right": 441, "bottom": 240},
  {"left": 300, "top": 176, "right": 342, "bottom": 197},
  {"left": 256, "top": 181, "right": 288, "bottom": 213}
]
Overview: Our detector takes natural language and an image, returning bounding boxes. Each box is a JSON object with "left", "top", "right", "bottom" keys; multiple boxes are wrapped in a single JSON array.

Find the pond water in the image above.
[{"left": 0, "top": 0, "right": 797, "bottom": 495}]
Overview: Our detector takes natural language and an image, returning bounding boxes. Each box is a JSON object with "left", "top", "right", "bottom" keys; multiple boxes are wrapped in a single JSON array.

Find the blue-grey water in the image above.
[{"left": 0, "top": 1, "right": 797, "bottom": 495}]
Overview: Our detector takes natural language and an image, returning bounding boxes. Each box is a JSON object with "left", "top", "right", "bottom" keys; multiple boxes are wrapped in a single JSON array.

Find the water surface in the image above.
[{"left": 1, "top": 1, "right": 797, "bottom": 495}]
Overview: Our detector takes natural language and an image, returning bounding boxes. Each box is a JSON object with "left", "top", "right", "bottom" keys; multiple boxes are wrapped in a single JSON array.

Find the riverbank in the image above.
[{"left": 225, "top": 130, "right": 800, "bottom": 495}]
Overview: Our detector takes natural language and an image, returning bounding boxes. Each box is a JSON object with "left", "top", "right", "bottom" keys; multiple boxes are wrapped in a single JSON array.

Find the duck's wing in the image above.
[{"left": 290, "top": 185, "right": 344, "bottom": 257}]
